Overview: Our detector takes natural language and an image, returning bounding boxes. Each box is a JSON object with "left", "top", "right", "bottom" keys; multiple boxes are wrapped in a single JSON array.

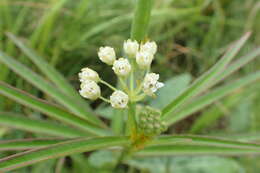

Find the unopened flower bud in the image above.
[
  {"left": 140, "top": 41, "right": 157, "bottom": 55},
  {"left": 136, "top": 51, "right": 153, "bottom": 69},
  {"left": 110, "top": 90, "right": 128, "bottom": 109},
  {"left": 123, "top": 39, "right": 139, "bottom": 57},
  {"left": 143, "top": 73, "right": 164, "bottom": 96},
  {"left": 79, "top": 67, "right": 100, "bottom": 82},
  {"left": 138, "top": 106, "right": 167, "bottom": 135},
  {"left": 112, "top": 58, "right": 131, "bottom": 77},
  {"left": 79, "top": 80, "right": 101, "bottom": 100},
  {"left": 98, "top": 46, "right": 116, "bottom": 65}
]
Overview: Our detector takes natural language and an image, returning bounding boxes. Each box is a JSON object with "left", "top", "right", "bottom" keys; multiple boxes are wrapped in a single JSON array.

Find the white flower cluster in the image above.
[{"left": 78, "top": 39, "right": 164, "bottom": 109}]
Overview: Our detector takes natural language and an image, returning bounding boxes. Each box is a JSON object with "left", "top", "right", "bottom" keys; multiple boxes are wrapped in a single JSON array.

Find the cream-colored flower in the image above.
[
  {"left": 110, "top": 90, "right": 128, "bottom": 108},
  {"left": 136, "top": 51, "right": 153, "bottom": 69},
  {"left": 140, "top": 41, "right": 157, "bottom": 55},
  {"left": 78, "top": 67, "right": 100, "bottom": 82},
  {"left": 98, "top": 46, "right": 116, "bottom": 65},
  {"left": 143, "top": 73, "right": 164, "bottom": 96},
  {"left": 79, "top": 80, "right": 101, "bottom": 100},
  {"left": 112, "top": 58, "right": 131, "bottom": 77},
  {"left": 123, "top": 39, "right": 139, "bottom": 57}
]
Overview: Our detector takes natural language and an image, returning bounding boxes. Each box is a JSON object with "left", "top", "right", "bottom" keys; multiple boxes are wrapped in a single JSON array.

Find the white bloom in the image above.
[
  {"left": 112, "top": 58, "right": 131, "bottom": 77},
  {"left": 136, "top": 51, "right": 154, "bottom": 69},
  {"left": 98, "top": 46, "right": 116, "bottom": 65},
  {"left": 140, "top": 41, "right": 157, "bottom": 55},
  {"left": 143, "top": 73, "right": 164, "bottom": 96},
  {"left": 79, "top": 80, "right": 101, "bottom": 100},
  {"left": 123, "top": 39, "right": 139, "bottom": 57},
  {"left": 78, "top": 67, "right": 100, "bottom": 82},
  {"left": 110, "top": 90, "right": 128, "bottom": 109}
]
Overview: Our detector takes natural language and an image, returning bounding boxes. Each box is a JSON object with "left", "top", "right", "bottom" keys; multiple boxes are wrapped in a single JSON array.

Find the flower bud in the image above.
[
  {"left": 136, "top": 51, "right": 153, "bottom": 69},
  {"left": 143, "top": 73, "right": 164, "bottom": 96},
  {"left": 140, "top": 41, "right": 157, "bottom": 55},
  {"left": 138, "top": 106, "right": 167, "bottom": 135},
  {"left": 78, "top": 67, "right": 100, "bottom": 82},
  {"left": 79, "top": 80, "right": 101, "bottom": 100},
  {"left": 98, "top": 46, "right": 116, "bottom": 65},
  {"left": 112, "top": 58, "right": 131, "bottom": 77},
  {"left": 110, "top": 90, "right": 128, "bottom": 109},
  {"left": 123, "top": 39, "right": 139, "bottom": 57}
]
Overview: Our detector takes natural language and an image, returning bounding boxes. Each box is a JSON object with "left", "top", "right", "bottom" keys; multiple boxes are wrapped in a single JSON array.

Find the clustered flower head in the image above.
[
  {"left": 78, "top": 39, "right": 164, "bottom": 109},
  {"left": 138, "top": 106, "right": 167, "bottom": 135}
]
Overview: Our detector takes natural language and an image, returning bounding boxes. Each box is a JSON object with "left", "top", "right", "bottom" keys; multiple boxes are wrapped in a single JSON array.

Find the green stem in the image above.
[
  {"left": 100, "top": 79, "right": 117, "bottom": 91},
  {"left": 131, "top": 0, "right": 153, "bottom": 42},
  {"left": 126, "top": 103, "right": 137, "bottom": 139}
]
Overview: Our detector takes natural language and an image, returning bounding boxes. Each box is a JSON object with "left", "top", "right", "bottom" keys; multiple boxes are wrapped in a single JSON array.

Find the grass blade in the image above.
[
  {"left": 0, "top": 136, "right": 129, "bottom": 171},
  {"left": 6, "top": 33, "right": 93, "bottom": 114},
  {"left": 0, "top": 51, "right": 103, "bottom": 126},
  {"left": 0, "top": 112, "right": 87, "bottom": 138},
  {"left": 163, "top": 71, "right": 260, "bottom": 125},
  {"left": 0, "top": 82, "right": 109, "bottom": 136},
  {"left": 162, "top": 33, "right": 250, "bottom": 118},
  {"left": 0, "top": 138, "right": 67, "bottom": 151}
]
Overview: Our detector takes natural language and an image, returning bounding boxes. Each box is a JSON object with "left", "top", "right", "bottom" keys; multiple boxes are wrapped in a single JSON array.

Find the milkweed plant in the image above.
[{"left": 0, "top": 0, "right": 260, "bottom": 172}]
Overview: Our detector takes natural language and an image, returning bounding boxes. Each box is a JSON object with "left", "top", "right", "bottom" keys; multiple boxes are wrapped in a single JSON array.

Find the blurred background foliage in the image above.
[{"left": 0, "top": 0, "right": 260, "bottom": 172}]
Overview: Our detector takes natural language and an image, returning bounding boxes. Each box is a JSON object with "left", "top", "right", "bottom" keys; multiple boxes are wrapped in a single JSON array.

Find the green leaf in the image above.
[
  {"left": 0, "top": 136, "right": 129, "bottom": 171},
  {"left": 138, "top": 145, "right": 260, "bottom": 156},
  {"left": 0, "top": 82, "right": 110, "bottom": 136},
  {"left": 164, "top": 71, "right": 260, "bottom": 125},
  {"left": 0, "top": 112, "right": 87, "bottom": 138},
  {"left": 162, "top": 33, "right": 250, "bottom": 118},
  {"left": 153, "top": 135, "right": 260, "bottom": 149},
  {"left": 6, "top": 33, "right": 93, "bottom": 115},
  {"left": 0, "top": 138, "right": 66, "bottom": 151},
  {"left": 149, "top": 74, "right": 191, "bottom": 109},
  {"left": 0, "top": 51, "right": 103, "bottom": 126}
]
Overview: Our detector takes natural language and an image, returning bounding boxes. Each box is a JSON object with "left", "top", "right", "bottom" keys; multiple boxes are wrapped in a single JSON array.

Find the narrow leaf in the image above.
[
  {"left": 7, "top": 33, "right": 93, "bottom": 115},
  {"left": 0, "top": 82, "right": 110, "bottom": 136},
  {"left": 137, "top": 145, "right": 260, "bottom": 156},
  {"left": 0, "top": 136, "right": 129, "bottom": 171},
  {"left": 164, "top": 71, "right": 260, "bottom": 125},
  {"left": 0, "top": 112, "right": 87, "bottom": 138},
  {"left": 0, "top": 138, "right": 67, "bottom": 151},
  {"left": 0, "top": 51, "right": 103, "bottom": 126},
  {"left": 153, "top": 135, "right": 260, "bottom": 149},
  {"left": 162, "top": 33, "right": 250, "bottom": 118}
]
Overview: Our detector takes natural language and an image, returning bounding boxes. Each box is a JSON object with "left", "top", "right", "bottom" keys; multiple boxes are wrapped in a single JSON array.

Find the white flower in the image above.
[
  {"left": 78, "top": 67, "right": 100, "bottom": 82},
  {"left": 140, "top": 41, "right": 157, "bottom": 55},
  {"left": 123, "top": 39, "right": 139, "bottom": 57},
  {"left": 98, "top": 46, "right": 116, "bottom": 65},
  {"left": 112, "top": 58, "right": 131, "bottom": 77},
  {"left": 143, "top": 73, "right": 164, "bottom": 96},
  {"left": 136, "top": 51, "right": 154, "bottom": 69},
  {"left": 110, "top": 90, "right": 128, "bottom": 109},
  {"left": 79, "top": 80, "right": 101, "bottom": 100}
]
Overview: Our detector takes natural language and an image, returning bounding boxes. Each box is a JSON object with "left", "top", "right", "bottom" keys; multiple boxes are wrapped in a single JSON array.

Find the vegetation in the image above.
[{"left": 0, "top": 0, "right": 259, "bottom": 172}]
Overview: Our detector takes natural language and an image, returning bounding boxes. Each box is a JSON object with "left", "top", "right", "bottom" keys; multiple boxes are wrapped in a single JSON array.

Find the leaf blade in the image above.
[
  {"left": 0, "top": 51, "right": 103, "bottom": 126},
  {"left": 0, "top": 136, "right": 129, "bottom": 171},
  {"left": 162, "top": 33, "right": 250, "bottom": 118},
  {"left": 0, "top": 112, "right": 87, "bottom": 138},
  {"left": 0, "top": 82, "right": 109, "bottom": 136},
  {"left": 164, "top": 71, "right": 260, "bottom": 125}
]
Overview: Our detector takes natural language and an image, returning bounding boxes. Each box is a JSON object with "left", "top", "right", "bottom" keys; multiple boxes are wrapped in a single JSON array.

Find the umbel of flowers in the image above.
[{"left": 78, "top": 39, "right": 166, "bottom": 134}]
